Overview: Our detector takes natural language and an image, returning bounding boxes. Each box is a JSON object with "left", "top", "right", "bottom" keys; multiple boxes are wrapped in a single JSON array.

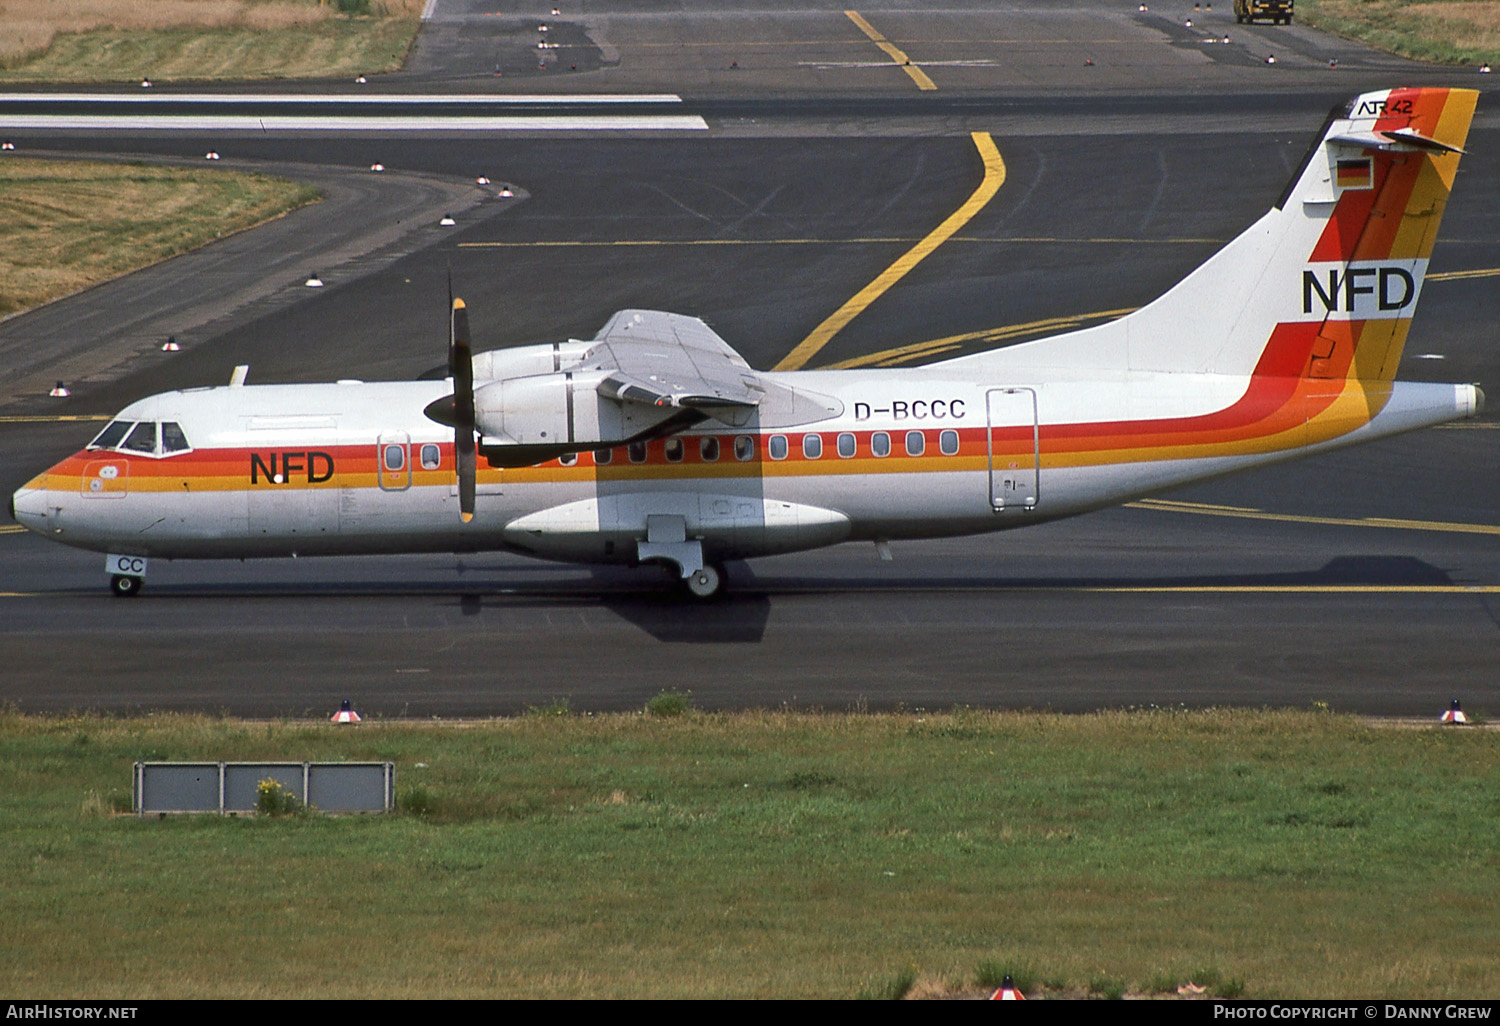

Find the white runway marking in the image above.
[
  {"left": 0, "top": 93, "right": 684, "bottom": 105},
  {"left": 0, "top": 115, "right": 709, "bottom": 132}
]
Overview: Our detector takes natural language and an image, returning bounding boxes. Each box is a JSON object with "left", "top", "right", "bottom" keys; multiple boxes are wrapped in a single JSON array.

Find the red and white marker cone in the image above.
[
  {"left": 331, "top": 699, "right": 362, "bottom": 725},
  {"left": 370, "top": 162, "right": 385, "bottom": 172},
  {"left": 1441, "top": 699, "right": 1469, "bottom": 725},
  {"left": 49, "top": 381, "right": 70, "bottom": 397},
  {"left": 989, "top": 974, "right": 1025, "bottom": 1000}
]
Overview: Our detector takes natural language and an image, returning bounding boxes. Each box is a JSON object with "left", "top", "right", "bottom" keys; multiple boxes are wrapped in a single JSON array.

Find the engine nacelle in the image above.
[
  {"left": 470, "top": 341, "right": 594, "bottom": 382},
  {"left": 474, "top": 371, "right": 678, "bottom": 449}
]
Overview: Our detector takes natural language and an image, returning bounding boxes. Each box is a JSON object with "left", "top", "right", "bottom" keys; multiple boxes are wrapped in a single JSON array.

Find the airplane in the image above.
[{"left": 8, "top": 86, "right": 1484, "bottom": 600}]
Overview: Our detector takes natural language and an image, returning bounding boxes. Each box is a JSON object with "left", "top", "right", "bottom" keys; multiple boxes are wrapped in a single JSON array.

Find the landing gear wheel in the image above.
[
  {"left": 684, "top": 563, "right": 726, "bottom": 601},
  {"left": 110, "top": 574, "right": 143, "bottom": 598}
]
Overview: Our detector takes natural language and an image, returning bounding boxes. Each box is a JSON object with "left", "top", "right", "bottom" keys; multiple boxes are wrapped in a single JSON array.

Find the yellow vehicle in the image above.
[{"left": 1235, "top": 0, "right": 1293, "bottom": 24}]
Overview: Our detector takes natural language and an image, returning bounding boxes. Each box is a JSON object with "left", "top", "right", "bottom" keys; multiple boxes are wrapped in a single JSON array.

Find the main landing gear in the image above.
[
  {"left": 110, "top": 574, "right": 143, "bottom": 598},
  {"left": 682, "top": 562, "right": 727, "bottom": 601}
]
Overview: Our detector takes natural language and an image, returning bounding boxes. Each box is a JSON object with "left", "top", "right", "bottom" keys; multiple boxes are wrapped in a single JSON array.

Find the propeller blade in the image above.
[{"left": 450, "top": 296, "right": 477, "bottom": 523}]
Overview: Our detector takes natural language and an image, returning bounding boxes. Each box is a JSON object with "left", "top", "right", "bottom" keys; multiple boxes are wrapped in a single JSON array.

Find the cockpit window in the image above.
[
  {"left": 88, "top": 421, "right": 131, "bottom": 450},
  {"left": 161, "top": 422, "right": 191, "bottom": 454},
  {"left": 122, "top": 422, "right": 158, "bottom": 453}
]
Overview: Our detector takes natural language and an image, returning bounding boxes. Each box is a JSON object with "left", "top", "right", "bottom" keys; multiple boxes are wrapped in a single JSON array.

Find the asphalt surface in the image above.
[{"left": 0, "top": 2, "right": 1497, "bottom": 717}]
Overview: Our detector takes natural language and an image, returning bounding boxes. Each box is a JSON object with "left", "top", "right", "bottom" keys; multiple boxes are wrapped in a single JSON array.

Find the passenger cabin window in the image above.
[
  {"left": 734, "top": 435, "right": 755, "bottom": 461},
  {"left": 700, "top": 436, "right": 720, "bottom": 462},
  {"left": 559, "top": 452, "right": 578, "bottom": 467},
  {"left": 594, "top": 448, "right": 612, "bottom": 465},
  {"left": 837, "top": 432, "right": 856, "bottom": 458},
  {"left": 420, "top": 443, "right": 441, "bottom": 470},
  {"left": 768, "top": 435, "right": 789, "bottom": 460},
  {"left": 383, "top": 444, "right": 405, "bottom": 472},
  {"left": 940, "top": 429, "right": 959, "bottom": 456},
  {"left": 871, "top": 432, "right": 891, "bottom": 458},
  {"left": 161, "top": 422, "right": 191, "bottom": 454},
  {"left": 802, "top": 434, "right": 822, "bottom": 459},
  {"left": 89, "top": 421, "right": 131, "bottom": 451},
  {"left": 122, "top": 422, "right": 157, "bottom": 454},
  {"left": 905, "top": 431, "right": 926, "bottom": 457},
  {"left": 628, "top": 441, "right": 647, "bottom": 464},
  {"left": 664, "top": 438, "right": 684, "bottom": 463}
]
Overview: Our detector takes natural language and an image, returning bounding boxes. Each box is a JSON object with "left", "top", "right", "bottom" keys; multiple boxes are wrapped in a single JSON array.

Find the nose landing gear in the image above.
[{"left": 110, "top": 574, "right": 143, "bottom": 598}]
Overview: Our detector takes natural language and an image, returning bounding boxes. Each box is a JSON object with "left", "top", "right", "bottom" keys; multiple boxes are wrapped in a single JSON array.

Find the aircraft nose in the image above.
[{"left": 10, "top": 483, "right": 48, "bottom": 534}]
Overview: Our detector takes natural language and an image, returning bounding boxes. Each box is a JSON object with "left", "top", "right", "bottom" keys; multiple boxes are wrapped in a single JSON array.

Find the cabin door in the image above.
[{"left": 986, "top": 388, "right": 1039, "bottom": 512}]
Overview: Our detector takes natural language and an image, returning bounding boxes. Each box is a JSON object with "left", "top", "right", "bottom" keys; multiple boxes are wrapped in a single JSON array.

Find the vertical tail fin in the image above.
[{"left": 943, "top": 87, "right": 1478, "bottom": 383}]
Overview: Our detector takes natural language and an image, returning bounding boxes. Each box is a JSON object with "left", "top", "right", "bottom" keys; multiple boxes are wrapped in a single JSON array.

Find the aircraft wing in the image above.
[{"left": 588, "top": 310, "right": 762, "bottom": 420}]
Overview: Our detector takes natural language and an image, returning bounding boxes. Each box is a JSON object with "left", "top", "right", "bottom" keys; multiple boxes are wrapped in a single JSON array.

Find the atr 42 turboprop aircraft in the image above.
[{"left": 9, "top": 87, "right": 1484, "bottom": 599}]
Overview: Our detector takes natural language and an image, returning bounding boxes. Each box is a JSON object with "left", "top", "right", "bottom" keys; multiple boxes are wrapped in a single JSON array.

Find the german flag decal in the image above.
[{"left": 1335, "top": 156, "right": 1373, "bottom": 190}]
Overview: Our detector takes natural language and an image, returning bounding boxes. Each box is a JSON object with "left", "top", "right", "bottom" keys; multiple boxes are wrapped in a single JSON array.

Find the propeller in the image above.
[{"left": 450, "top": 288, "right": 477, "bottom": 523}]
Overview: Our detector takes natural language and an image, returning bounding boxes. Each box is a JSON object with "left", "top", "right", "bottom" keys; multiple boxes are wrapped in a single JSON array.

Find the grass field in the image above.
[
  {"left": 1299, "top": 1, "right": 1500, "bottom": 66},
  {"left": 3, "top": 707, "right": 1496, "bottom": 999},
  {"left": 0, "top": 0, "right": 423, "bottom": 82},
  {"left": 0, "top": 157, "right": 320, "bottom": 318}
]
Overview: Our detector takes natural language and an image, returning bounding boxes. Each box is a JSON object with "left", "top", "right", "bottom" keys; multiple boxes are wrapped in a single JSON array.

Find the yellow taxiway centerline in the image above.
[
  {"left": 1426, "top": 267, "right": 1500, "bottom": 282},
  {"left": 0, "top": 414, "right": 111, "bottom": 423},
  {"left": 844, "top": 10, "right": 937, "bottom": 91},
  {"left": 458, "top": 236, "right": 1220, "bottom": 249},
  {"left": 775, "top": 131, "right": 1006, "bottom": 370},
  {"left": 822, "top": 307, "right": 1138, "bottom": 369},
  {"left": 1085, "top": 585, "right": 1500, "bottom": 593},
  {"left": 1129, "top": 498, "right": 1500, "bottom": 537}
]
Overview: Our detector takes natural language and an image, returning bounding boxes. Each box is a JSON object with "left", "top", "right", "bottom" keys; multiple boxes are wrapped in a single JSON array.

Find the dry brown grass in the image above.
[
  {"left": 0, "top": 157, "right": 319, "bottom": 317},
  {"left": 1301, "top": 0, "right": 1500, "bottom": 63},
  {"left": 0, "top": 0, "right": 425, "bottom": 63},
  {"left": 1408, "top": 2, "right": 1500, "bottom": 49}
]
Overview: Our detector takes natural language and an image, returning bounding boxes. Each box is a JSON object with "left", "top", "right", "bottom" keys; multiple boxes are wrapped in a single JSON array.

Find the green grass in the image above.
[
  {"left": 2, "top": 708, "right": 1497, "bottom": 998},
  {"left": 0, "top": 158, "right": 320, "bottom": 317},
  {"left": 1298, "top": 1, "right": 1500, "bottom": 66}
]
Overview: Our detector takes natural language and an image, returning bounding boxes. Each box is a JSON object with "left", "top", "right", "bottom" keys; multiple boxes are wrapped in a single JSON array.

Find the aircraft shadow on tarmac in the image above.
[
  {"left": 109, "top": 554, "right": 1461, "bottom": 647},
  {"left": 446, "top": 554, "right": 1462, "bottom": 643}
]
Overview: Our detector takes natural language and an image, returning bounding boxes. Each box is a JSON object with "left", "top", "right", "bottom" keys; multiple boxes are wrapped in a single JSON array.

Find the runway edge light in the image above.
[
  {"left": 332, "top": 699, "right": 362, "bottom": 725},
  {"left": 1441, "top": 699, "right": 1469, "bottom": 725},
  {"left": 989, "top": 974, "right": 1025, "bottom": 1001}
]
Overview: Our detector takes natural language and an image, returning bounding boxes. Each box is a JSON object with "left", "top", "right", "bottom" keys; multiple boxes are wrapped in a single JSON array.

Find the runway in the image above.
[{"left": 1, "top": 2, "right": 1497, "bottom": 717}]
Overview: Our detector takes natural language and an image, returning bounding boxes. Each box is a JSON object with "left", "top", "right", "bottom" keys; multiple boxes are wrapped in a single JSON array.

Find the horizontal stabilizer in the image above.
[{"left": 1328, "top": 126, "right": 1466, "bottom": 155}]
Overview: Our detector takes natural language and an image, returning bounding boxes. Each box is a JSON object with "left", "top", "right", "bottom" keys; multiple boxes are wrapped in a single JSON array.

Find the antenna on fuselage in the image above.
[{"left": 229, "top": 365, "right": 249, "bottom": 387}]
